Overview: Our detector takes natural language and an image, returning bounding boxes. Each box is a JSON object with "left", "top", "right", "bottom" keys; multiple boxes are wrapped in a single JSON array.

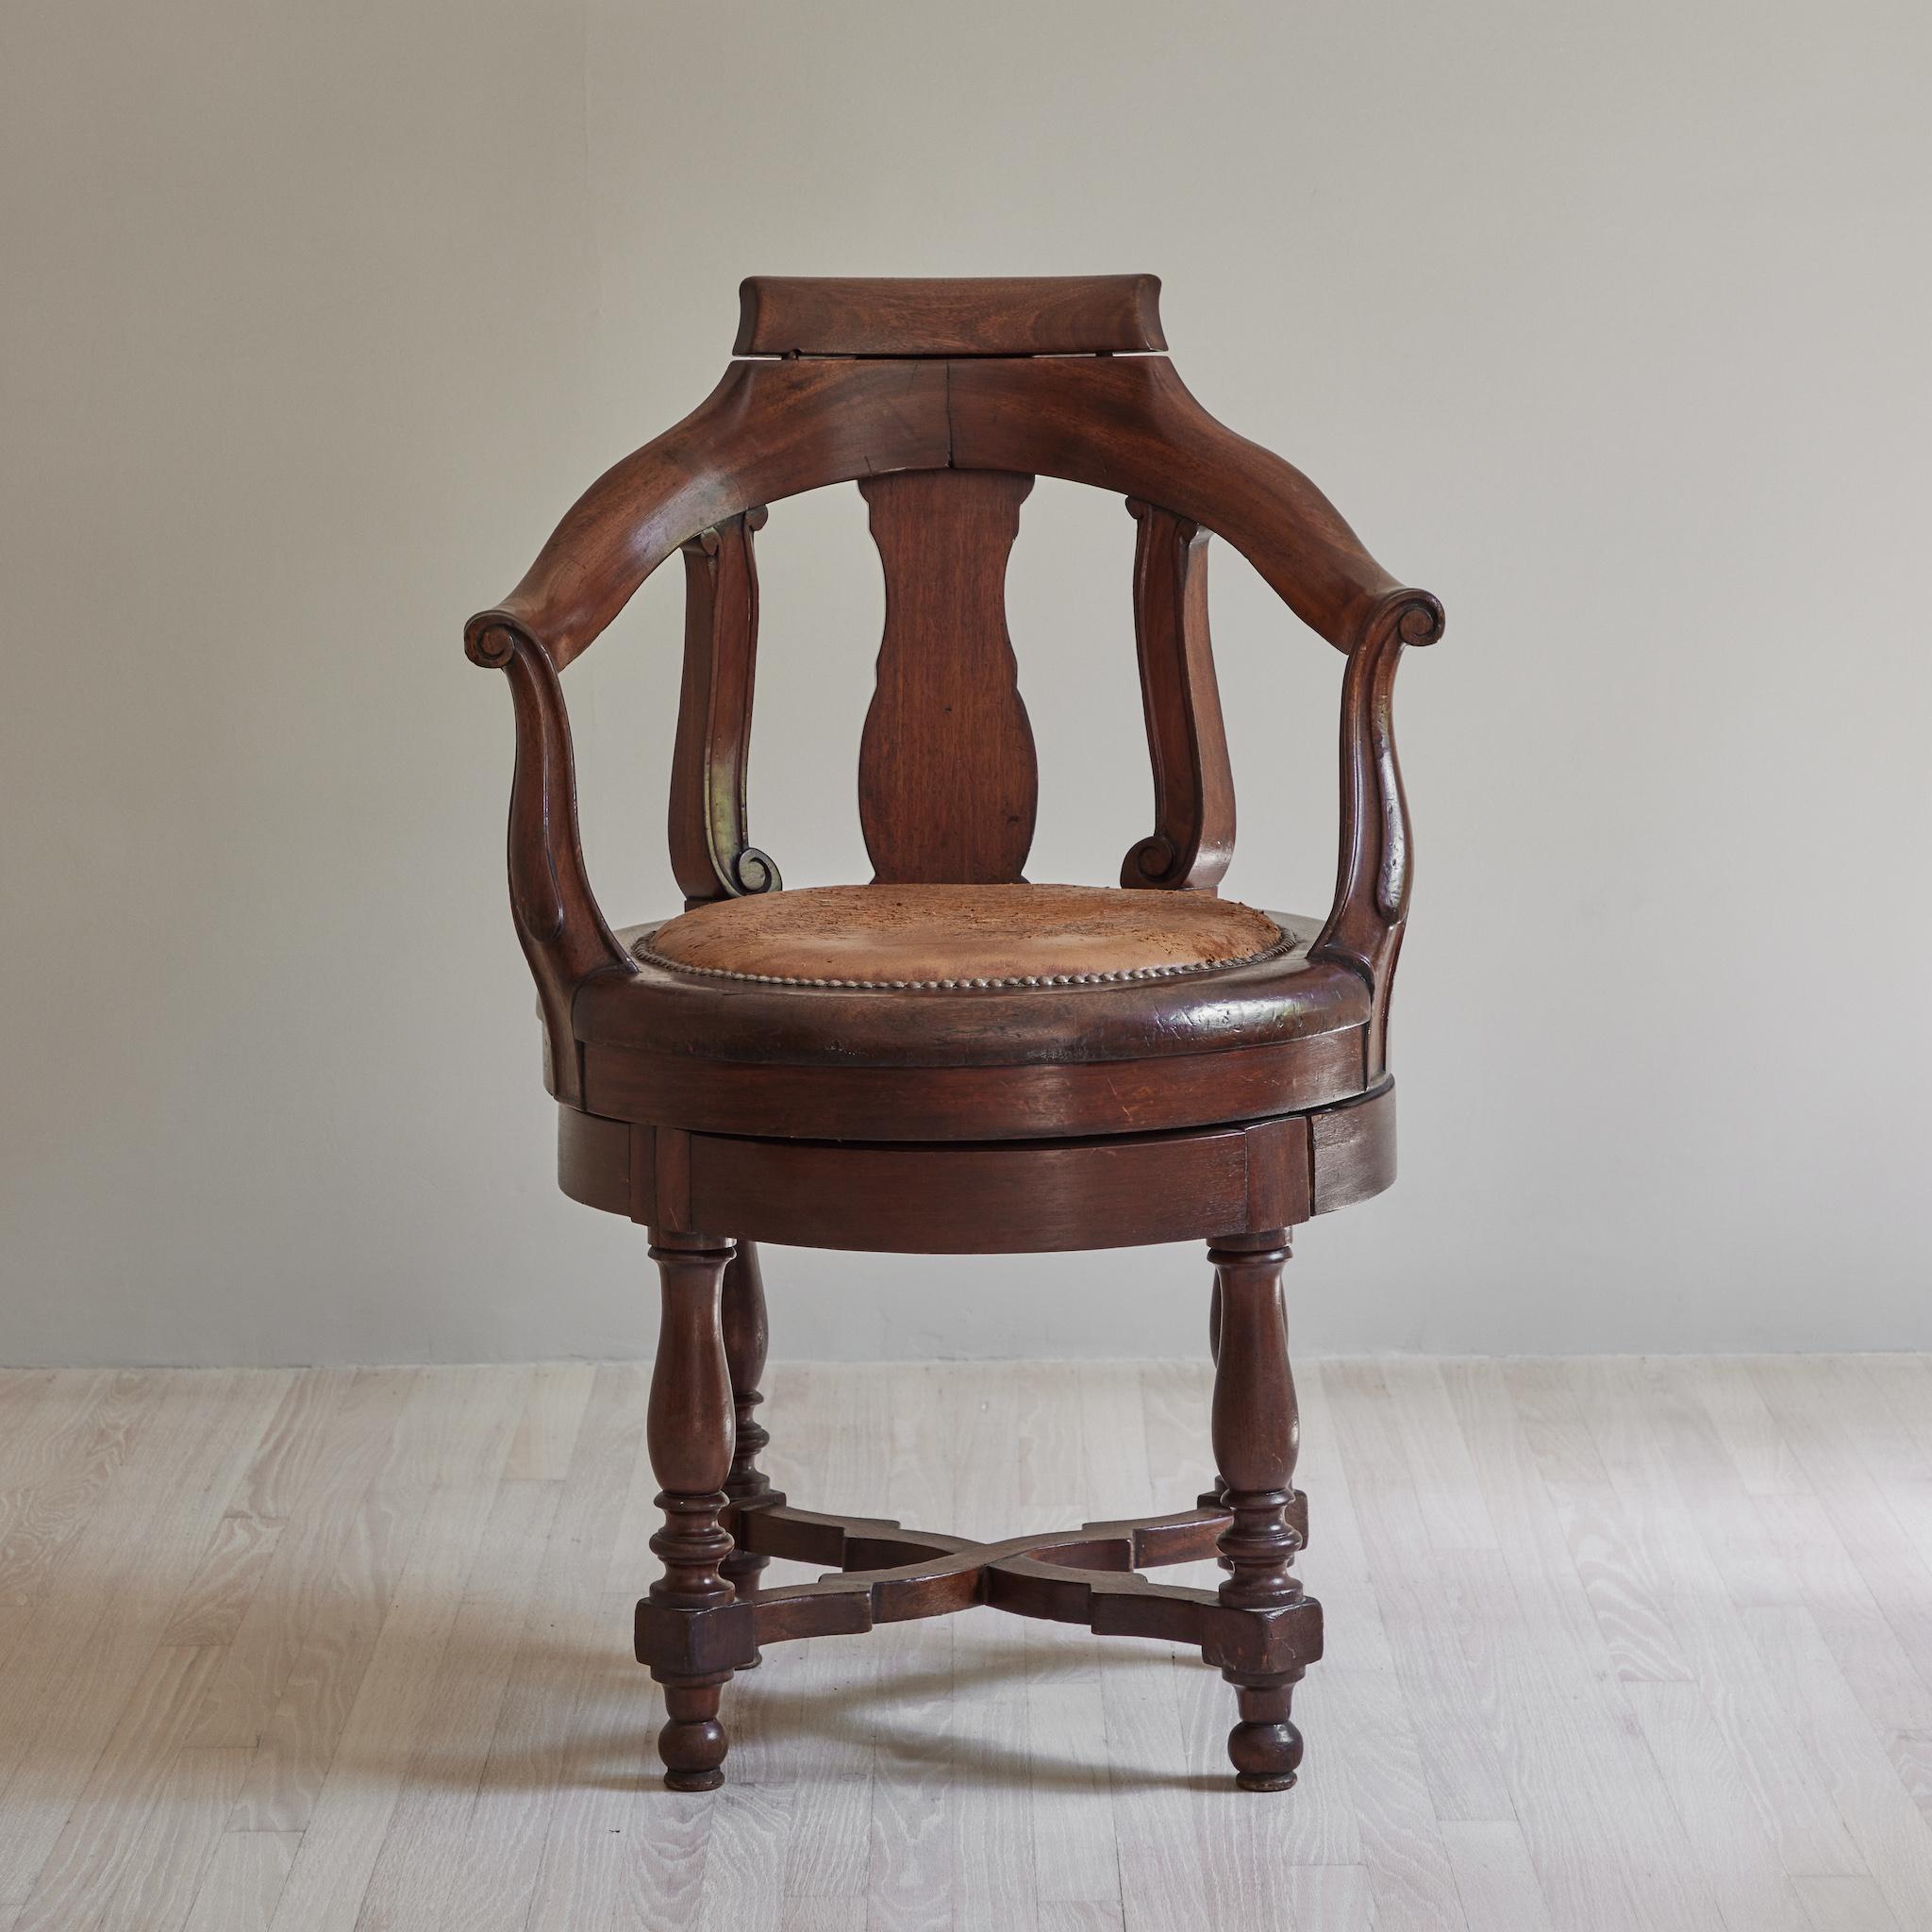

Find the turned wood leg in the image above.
[
  {"left": 1208, "top": 1229, "right": 1306, "bottom": 1791},
  {"left": 646, "top": 1229, "right": 739, "bottom": 1791},
  {"left": 719, "top": 1241, "right": 773, "bottom": 1665}
]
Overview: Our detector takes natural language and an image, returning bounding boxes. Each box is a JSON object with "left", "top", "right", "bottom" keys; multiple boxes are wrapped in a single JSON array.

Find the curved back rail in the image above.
[{"left": 465, "top": 354, "right": 1428, "bottom": 669}]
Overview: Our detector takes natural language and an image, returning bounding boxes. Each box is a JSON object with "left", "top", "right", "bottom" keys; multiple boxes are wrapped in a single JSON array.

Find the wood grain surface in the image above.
[{"left": 733, "top": 274, "right": 1166, "bottom": 358}]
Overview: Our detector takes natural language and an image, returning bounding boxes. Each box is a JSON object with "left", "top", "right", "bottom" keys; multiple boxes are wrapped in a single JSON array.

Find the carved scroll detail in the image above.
[
  {"left": 1310, "top": 594, "right": 1444, "bottom": 1077},
  {"left": 1120, "top": 499, "right": 1235, "bottom": 891},
  {"left": 670, "top": 508, "right": 781, "bottom": 908},
  {"left": 464, "top": 617, "right": 634, "bottom": 1104},
  {"left": 858, "top": 470, "right": 1037, "bottom": 885}
]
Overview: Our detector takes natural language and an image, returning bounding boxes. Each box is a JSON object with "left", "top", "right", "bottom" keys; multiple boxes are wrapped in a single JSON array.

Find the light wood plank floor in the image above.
[{"left": 3, "top": 1357, "right": 1931, "bottom": 1930}]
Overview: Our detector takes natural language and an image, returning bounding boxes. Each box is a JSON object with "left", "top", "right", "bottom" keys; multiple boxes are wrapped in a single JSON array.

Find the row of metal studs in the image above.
[{"left": 635, "top": 937, "right": 1291, "bottom": 991}]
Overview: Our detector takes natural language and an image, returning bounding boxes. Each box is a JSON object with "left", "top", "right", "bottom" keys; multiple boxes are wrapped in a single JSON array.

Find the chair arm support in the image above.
[
  {"left": 466, "top": 612, "right": 635, "bottom": 1104},
  {"left": 1309, "top": 591, "right": 1444, "bottom": 1079}
]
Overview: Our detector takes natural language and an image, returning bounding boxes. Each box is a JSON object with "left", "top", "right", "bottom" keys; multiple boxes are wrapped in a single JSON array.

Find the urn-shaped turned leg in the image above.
[
  {"left": 645, "top": 1230, "right": 740, "bottom": 1790},
  {"left": 1208, "top": 1230, "right": 1306, "bottom": 1790}
]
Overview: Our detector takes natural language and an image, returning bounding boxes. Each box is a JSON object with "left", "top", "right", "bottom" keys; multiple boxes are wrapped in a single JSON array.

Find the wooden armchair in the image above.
[{"left": 466, "top": 275, "right": 1443, "bottom": 1793}]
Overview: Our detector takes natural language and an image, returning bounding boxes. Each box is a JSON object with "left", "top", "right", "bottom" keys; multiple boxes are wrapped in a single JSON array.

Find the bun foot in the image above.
[
  {"left": 1230, "top": 1715, "right": 1302, "bottom": 1790},
  {"left": 658, "top": 1684, "right": 729, "bottom": 1791},
  {"left": 1225, "top": 1674, "right": 1302, "bottom": 1791}
]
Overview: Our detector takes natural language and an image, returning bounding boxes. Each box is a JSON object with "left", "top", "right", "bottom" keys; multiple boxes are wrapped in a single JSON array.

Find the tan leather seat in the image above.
[{"left": 643, "top": 883, "right": 1285, "bottom": 989}]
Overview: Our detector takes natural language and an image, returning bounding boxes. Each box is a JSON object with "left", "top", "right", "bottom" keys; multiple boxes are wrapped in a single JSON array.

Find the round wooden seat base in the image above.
[{"left": 558, "top": 1084, "right": 1395, "bottom": 1254}]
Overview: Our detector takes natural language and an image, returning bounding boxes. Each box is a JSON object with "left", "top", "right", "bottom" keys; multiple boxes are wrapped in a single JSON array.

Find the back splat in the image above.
[{"left": 857, "top": 469, "right": 1037, "bottom": 884}]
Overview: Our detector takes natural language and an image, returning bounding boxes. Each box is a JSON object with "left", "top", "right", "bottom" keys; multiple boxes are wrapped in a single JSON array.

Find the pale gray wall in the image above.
[{"left": 3, "top": 1, "right": 1928, "bottom": 1366}]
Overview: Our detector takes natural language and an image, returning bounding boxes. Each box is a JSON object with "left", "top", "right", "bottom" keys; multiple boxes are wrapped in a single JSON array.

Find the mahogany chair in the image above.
[{"left": 465, "top": 275, "right": 1443, "bottom": 1793}]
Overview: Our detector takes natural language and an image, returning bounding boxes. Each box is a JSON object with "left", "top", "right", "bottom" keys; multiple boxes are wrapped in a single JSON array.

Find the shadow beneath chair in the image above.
[
  {"left": 400, "top": 1609, "right": 1226, "bottom": 1798},
  {"left": 3, "top": 1570, "right": 1227, "bottom": 1800},
  {"left": 709, "top": 1642, "right": 1235, "bottom": 1796}
]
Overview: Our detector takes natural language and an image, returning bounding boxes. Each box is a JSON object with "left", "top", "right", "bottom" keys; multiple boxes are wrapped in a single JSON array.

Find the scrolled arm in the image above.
[
  {"left": 1309, "top": 590, "right": 1445, "bottom": 1079},
  {"left": 465, "top": 612, "right": 634, "bottom": 1104}
]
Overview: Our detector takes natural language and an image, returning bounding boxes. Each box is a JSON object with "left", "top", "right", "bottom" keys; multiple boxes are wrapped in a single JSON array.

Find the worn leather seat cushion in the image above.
[{"left": 641, "top": 883, "right": 1285, "bottom": 989}]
